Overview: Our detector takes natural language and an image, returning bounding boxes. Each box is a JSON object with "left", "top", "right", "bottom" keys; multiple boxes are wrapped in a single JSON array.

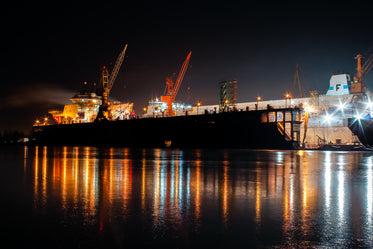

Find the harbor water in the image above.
[{"left": 1, "top": 146, "right": 373, "bottom": 248}]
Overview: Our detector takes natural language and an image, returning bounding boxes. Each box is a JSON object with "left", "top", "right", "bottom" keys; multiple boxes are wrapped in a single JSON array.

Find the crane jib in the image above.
[{"left": 108, "top": 44, "right": 128, "bottom": 91}]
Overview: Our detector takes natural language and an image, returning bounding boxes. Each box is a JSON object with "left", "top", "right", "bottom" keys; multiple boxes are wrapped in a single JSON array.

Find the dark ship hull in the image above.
[
  {"left": 348, "top": 118, "right": 373, "bottom": 149},
  {"left": 32, "top": 109, "right": 301, "bottom": 149}
]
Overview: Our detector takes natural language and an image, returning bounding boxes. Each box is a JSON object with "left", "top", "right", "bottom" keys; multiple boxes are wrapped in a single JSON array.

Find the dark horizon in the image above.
[{"left": 2, "top": 1, "right": 373, "bottom": 133}]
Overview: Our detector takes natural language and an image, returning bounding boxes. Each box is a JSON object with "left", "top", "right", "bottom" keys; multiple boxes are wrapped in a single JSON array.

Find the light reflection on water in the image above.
[{"left": 19, "top": 146, "right": 373, "bottom": 247}]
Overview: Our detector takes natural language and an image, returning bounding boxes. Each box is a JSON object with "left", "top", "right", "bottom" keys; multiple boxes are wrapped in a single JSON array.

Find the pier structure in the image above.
[
  {"left": 260, "top": 108, "right": 302, "bottom": 146},
  {"left": 256, "top": 108, "right": 302, "bottom": 148}
]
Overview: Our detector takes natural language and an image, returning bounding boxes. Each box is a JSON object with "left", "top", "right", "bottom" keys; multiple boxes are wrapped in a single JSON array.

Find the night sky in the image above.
[{"left": 2, "top": 1, "right": 372, "bottom": 133}]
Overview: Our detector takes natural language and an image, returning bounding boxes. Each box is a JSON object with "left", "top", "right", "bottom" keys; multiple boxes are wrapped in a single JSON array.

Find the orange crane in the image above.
[
  {"left": 161, "top": 51, "right": 192, "bottom": 117},
  {"left": 351, "top": 53, "right": 373, "bottom": 93}
]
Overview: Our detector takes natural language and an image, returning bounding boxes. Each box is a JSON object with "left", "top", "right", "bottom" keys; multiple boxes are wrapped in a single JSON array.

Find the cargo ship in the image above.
[
  {"left": 32, "top": 108, "right": 303, "bottom": 149},
  {"left": 31, "top": 46, "right": 302, "bottom": 149},
  {"left": 31, "top": 46, "right": 373, "bottom": 150}
]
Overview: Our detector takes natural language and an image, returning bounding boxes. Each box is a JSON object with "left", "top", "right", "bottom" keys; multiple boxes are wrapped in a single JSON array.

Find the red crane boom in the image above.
[{"left": 161, "top": 51, "right": 192, "bottom": 116}]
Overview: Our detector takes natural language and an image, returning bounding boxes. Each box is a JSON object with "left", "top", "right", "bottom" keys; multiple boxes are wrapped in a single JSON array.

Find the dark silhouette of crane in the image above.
[{"left": 96, "top": 44, "right": 128, "bottom": 121}]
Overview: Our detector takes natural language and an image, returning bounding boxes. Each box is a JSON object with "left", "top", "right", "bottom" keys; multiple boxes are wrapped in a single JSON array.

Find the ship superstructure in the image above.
[
  {"left": 49, "top": 91, "right": 102, "bottom": 124},
  {"left": 48, "top": 91, "right": 133, "bottom": 124},
  {"left": 144, "top": 98, "right": 192, "bottom": 118}
]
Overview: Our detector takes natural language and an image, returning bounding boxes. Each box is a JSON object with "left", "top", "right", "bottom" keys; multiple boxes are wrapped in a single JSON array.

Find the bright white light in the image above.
[
  {"left": 324, "top": 112, "right": 333, "bottom": 123},
  {"left": 304, "top": 105, "right": 313, "bottom": 112},
  {"left": 366, "top": 101, "right": 373, "bottom": 109},
  {"left": 355, "top": 113, "right": 363, "bottom": 120},
  {"left": 337, "top": 102, "right": 345, "bottom": 111}
]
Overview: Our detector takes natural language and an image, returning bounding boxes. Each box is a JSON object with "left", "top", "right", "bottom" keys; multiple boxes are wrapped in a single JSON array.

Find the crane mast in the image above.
[
  {"left": 103, "top": 44, "right": 128, "bottom": 107},
  {"left": 108, "top": 44, "right": 128, "bottom": 91},
  {"left": 96, "top": 44, "right": 128, "bottom": 121},
  {"left": 101, "top": 66, "right": 110, "bottom": 106},
  {"left": 161, "top": 51, "right": 192, "bottom": 117},
  {"left": 293, "top": 62, "right": 303, "bottom": 98}
]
